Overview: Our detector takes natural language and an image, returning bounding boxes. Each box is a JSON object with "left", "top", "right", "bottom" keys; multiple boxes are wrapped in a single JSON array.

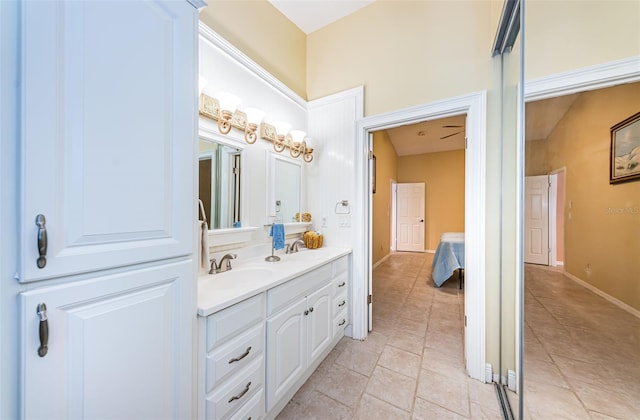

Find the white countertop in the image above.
[{"left": 197, "top": 247, "right": 352, "bottom": 317}]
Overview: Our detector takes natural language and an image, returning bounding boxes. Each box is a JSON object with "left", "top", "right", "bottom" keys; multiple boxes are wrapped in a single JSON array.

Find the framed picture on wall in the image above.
[{"left": 610, "top": 111, "right": 640, "bottom": 184}]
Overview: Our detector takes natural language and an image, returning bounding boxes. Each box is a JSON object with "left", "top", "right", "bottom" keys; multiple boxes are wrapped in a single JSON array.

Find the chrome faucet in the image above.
[
  {"left": 209, "top": 253, "right": 237, "bottom": 274},
  {"left": 287, "top": 239, "right": 305, "bottom": 254}
]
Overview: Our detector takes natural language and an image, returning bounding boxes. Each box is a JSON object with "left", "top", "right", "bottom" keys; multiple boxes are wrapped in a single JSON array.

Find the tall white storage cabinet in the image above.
[{"left": 15, "top": 0, "right": 204, "bottom": 418}]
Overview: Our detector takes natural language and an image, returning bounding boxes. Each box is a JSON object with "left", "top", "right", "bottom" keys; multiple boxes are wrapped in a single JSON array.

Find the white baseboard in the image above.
[
  {"left": 426, "top": 249, "right": 436, "bottom": 254},
  {"left": 563, "top": 271, "right": 640, "bottom": 319},
  {"left": 556, "top": 261, "right": 564, "bottom": 267},
  {"left": 372, "top": 252, "right": 392, "bottom": 270}
]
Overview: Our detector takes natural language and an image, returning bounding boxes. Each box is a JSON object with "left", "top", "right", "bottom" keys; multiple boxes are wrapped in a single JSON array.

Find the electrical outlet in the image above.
[{"left": 321, "top": 217, "right": 328, "bottom": 228}]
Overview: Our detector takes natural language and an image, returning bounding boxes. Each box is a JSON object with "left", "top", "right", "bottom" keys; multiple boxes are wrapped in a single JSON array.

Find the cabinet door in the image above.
[
  {"left": 20, "top": 260, "right": 193, "bottom": 419},
  {"left": 19, "top": 0, "right": 196, "bottom": 282},
  {"left": 306, "top": 282, "right": 333, "bottom": 362},
  {"left": 265, "top": 299, "right": 306, "bottom": 412}
]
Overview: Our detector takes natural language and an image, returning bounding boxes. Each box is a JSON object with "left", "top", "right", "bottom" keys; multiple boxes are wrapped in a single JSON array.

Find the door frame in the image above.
[{"left": 354, "top": 91, "right": 487, "bottom": 381}]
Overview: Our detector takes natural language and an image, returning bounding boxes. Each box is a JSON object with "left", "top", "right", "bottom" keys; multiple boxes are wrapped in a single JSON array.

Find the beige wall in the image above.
[
  {"left": 526, "top": 83, "right": 640, "bottom": 311},
  {"left": 199, "top": 1, "right": 307, "bottom": 99},
  {"left": 372, "top": 131, "right": 398, "bottom": 265},
  {"left": 397, "top": 150, "right": 466, "bottom": 251}
]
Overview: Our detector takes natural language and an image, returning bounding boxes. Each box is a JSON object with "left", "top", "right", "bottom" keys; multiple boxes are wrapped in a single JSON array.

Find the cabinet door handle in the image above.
[
  {"left": 338, "top": 281, "right": 346, "bottom": 287},
  {"left": 309, "top": 306, "right": 314, "bottom": 313},
  {"left": 338, "top": 319, "right": 346, "bottom": 327},
  {"left": 304, "top": 310, "right": 309, "bottom": 316},
  {"left": 228, "top": 381, "right": 251, "bottom": 403},
  {"left": 338, "top": 300, "right": 346, "bottom": 307},
  {"left": 36, "top": 303, "right": 48, "bottom": 357},
  {"left": 35, "top": 214, "right": 48, "bottom": 269},
  {"left": 228, "top": 346, "right": 251, "bottom": 364}
]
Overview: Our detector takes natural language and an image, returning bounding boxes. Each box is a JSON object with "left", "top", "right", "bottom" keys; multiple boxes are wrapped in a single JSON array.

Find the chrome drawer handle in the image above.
[
  {"left": 228, "top": 346, "right": 251, "bottom": 364},
  {"left": 228, "top": 381, "right": 251, "bottom": 403},
  {"left": 338, "top": 319, "right": 346, "bottom": 327},
  {"left": 35, "top": 214, "right": 48, "bottom": 269},
  {"left": 338, "top": 281, "right": 345, "bottom": 287},
  {"left": 338, "top": 300, "right": 346, "bottom": 307},
  {"left": 37, "top": 303, "right": 49, "bottom": 357}
]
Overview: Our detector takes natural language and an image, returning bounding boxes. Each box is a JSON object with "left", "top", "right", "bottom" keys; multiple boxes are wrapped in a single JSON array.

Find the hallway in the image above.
[{"left": 277, "top": 252, "right": 501, "bottom": 419}]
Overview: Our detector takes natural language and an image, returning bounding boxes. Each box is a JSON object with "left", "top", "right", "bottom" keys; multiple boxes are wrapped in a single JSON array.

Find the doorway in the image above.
[{"left": 355, "top": 92, "right": 487, "bottom": 381}]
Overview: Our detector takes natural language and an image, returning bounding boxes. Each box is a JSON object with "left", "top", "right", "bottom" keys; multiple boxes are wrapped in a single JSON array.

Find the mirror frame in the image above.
[{"left": 199, "top": 119, "right": 258, "bottom": 244}]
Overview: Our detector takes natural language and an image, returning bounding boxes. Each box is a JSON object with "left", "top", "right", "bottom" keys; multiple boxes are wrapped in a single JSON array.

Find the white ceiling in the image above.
[
  {"left": 269, "top": 0, "right": 375, "bottom": 34},
  {"left": 385, "top": 115, "right": 466, "bottom": 156}
]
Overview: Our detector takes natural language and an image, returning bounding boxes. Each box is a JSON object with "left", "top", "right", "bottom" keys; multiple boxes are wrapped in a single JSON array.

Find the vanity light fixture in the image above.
[
  {"left": 213, "top": 91, "right": 241, "bottom": 134},
  {"left": 243, "top": 107, "right": 266, "bottom": 144},
  {"left": 288, "top": 130, "right": 314, "bottom": 162},
  {"left": 271, "top": 121, "right": 291, "bottom": 152}
]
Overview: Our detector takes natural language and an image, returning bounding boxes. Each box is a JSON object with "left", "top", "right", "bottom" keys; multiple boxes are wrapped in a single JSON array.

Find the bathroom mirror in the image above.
[
  {"left": 199, "top": 137, "right": 242, "bottom": 229},
  {"left": 267, "top": 153, "right": 302, "bottom": 224}
]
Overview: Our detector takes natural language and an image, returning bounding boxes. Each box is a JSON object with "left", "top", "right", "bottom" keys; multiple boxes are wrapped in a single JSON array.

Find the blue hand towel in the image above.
[{"left": 270, "top": 223, "right": 285, "bottom": 250}]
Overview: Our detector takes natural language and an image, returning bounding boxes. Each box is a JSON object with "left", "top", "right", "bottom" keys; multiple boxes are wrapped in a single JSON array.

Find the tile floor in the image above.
[
  {"left": 277, "top": 253, "right": 640, "bottom": 419},
  {"left": 521, "top": 264, "right": 640, "bottom": 419},
  {"left": 277, "top": 252, "right": 502, "bottom": 419}
]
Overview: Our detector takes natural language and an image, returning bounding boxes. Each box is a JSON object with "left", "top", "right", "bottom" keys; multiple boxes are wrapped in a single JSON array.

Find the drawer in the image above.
[
  {"left": 267, "top": 263, "right": 331, "bottom": 316},
  {"left": 333, "top": 309, "right": 348, "bottom": 339},
  {"left": 229, "top": 389, "right": 265, "bottom": 420},
  {"left": 333, "top": 292, "right": 348, "bottom": 317},
  {"left": 207, "top": 294, "right": 265, "bottom": 350},
  {"left": 332, "top": 271, "right": 349, "bottom": 296},
  {"left": 206, "top": 357, "right": 264, "bottom": 420},
  {"left": 332, "top": 255, "right": 349, "bottom": 277},
  {"left": 206, "top": 324, "right": 265, "bottom": 393}
]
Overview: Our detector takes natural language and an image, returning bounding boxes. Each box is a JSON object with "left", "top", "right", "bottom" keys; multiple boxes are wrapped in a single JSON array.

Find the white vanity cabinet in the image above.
[
  {"left": 332, "top": 256, "right": 351, "bottom": 339},
  {"left": 14, "top": 0, "right": 203, "bottom": 418},
  {"left": 198, "top": 294, "right": 266, "bottom": 420},
  {"left": 265, "top": 255, "right": 350, "bottom": 414}
]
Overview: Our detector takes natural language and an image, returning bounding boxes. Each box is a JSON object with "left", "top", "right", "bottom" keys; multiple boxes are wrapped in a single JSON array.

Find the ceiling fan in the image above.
[{"left": 440, "top": 125, "right": 464, "bottom": 140}]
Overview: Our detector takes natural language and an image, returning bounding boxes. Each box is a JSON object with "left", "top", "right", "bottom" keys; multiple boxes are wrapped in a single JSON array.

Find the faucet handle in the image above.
[
  {"left": 285, "top": 244, "right": 291, "bottom": 254},
  {"left": 209, "top": 258, "right": 217, "bottom": 274}
]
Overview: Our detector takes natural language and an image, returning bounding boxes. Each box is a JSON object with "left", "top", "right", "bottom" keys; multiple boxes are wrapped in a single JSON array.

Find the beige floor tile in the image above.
[
  {"left": 412, "top": 397, "right": 467, "bottom": 419},
  {"left": 416, "top": 369, "right": 470, "bottom": 417},
  {"left": 387, "top": 331, "right": 425, "bottom": 355},
  {"left": 354, "top": 393, "right": 411, "bottom": 420},
  {"left": 365, "top": 365, "right": 417, "bottom": 412},
  {"left": 296, "top": 390, "right": 353, "bottom": 419},
  {"left": 314, "top": 363, "right": 368, "bottom": 408},
  {"left": 395, "top": 317, "right": 428, "bottom": 338},
  {"left": 523, "top": 377, "right": 590, "bottom": 419},
  {"left": 522, "top": 357, "right": 569, "bottom": 388},
  {"left": 335, "top": 345, "right": 379, "bottom": 377},
  {"left": 378, "top": 345, "right": 422, "bottom": 379}
]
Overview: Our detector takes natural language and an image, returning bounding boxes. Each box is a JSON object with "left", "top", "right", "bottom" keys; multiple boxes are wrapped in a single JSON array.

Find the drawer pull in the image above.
[
  {"left": 35, "top": 214, "right": 48, "bottom": 269},
  {"left": 338, "top": 281, "right": 346, "bottom": 287},
  {"left": 338, "top": 319, "right": 346, "bottom": 327},
  {"left": 338, "top": 300, "right": 346, "bottom": 307},
  {"left": 228, "top": 381, "right": 251, "bottom": 403},
  {"left": 37, "top": 303, "right": 49, "bottom": 357},
  {"left": 228, "top": 346, "right": 251, "bottom": 364},
  {"left": 304, "top": 310, "right": 309, "bottom": 316},
  {"left": 309, "top": 306, "right": 314, "bottom": 313}
]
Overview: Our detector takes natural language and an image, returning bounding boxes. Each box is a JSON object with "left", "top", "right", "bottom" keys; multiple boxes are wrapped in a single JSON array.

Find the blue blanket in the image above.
[
  {"left": 432, "top": 237, "right": 465, "bottom": 287},
  {"left": 270, "top": 223, "right": 285, "bottom": 250}
]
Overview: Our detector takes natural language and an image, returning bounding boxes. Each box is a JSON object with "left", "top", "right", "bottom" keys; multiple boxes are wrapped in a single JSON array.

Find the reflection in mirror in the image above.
[
  {"left": 199, "top": 138, "right": 242, "bottom": 229},
  {"left": 268, "top": 155, "right": 302, "bottom": 224}
]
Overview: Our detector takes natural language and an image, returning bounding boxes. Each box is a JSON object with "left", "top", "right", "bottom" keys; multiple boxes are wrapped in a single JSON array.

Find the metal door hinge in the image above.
[
  {"left": 368, "top": 150, "right": 374, "bottom": 160},
  {"left": 367, "top": 294, "right": 372, "bottom": 304},
  {"left": 464, "top": 315, "right": 467, "bottom": 327}
]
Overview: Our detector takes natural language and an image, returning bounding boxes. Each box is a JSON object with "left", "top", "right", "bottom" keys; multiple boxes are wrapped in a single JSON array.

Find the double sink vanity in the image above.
[{"left": 197, "top": 245, "right": 352, "bottom": 419}]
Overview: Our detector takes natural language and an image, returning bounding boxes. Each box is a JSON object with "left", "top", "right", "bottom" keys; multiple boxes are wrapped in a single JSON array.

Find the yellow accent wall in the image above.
[
  {"left": 397, "top": 150, "right": 466, "bottom": 252},
  {"left": 199, "top": 0, "right": 307, "bottom": 99},
  {"left": 526, "top": 82, "right": 640, "bottom": 311},
  {"left": 372, "top": 131, "right": 398, "bottom": 265}
]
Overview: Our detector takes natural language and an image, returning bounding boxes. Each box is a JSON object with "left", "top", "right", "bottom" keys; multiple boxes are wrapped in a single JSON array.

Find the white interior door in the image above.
[
  {"left": 524, "top": 176, "right": 550, "bottom": 265},
  {"left": 395, "top": 183, "right": 425, "bottom": 252}
]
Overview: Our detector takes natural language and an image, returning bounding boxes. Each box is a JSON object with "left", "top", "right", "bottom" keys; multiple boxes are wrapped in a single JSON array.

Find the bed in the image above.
[{"left": 431, "top": 232, "right": 465, "bottom": 288}]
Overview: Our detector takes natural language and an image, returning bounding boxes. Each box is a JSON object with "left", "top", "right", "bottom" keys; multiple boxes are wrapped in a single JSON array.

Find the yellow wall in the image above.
[
  {"left": 526, "top": 83, "right": 640, "bottom": 311},
  {"left": 372, "top": 131, "right": 398, "bottom": 265},
  {"left": 397, "top": 150, "right": 466, "bottom": 251},
  {"left": 199, "top": 1, "right": 307, "bottom": 99}
]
